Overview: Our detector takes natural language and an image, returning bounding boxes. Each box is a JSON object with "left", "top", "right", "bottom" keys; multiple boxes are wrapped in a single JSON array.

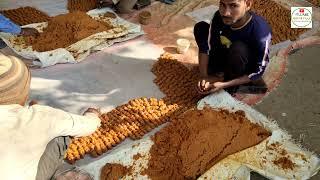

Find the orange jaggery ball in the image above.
[{"left": 101, "top": 136, "right": 113, "bottom": 148}]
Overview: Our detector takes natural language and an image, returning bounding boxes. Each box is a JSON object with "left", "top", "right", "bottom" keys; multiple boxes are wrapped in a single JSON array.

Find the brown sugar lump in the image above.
[
  {"left": 143, "top": 107, "right": 271, "bottom": 179},
  {"left": 0, "top": 6, "right": 51, "bottom": 25},
  {"left": 25, "top": 11, "right": 114, "bottom": 52},
  {"left": 100, "top": 163, "right": 131, "bottom": 180}
]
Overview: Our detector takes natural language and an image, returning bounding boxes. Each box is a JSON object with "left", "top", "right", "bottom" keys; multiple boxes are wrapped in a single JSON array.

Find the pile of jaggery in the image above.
[
  {"left": 252, "top": 0, "right": 307, "bottom": 44},
  {"left": 100, "top": 163, "right": 132, "bottom": 180},
  {"left": 151, "top": 53, "right": 203, "bottom": 107},
  {"left": 99, "top": 108, "right": 271, "bottom": 179},
  {"left": 25, "top": 11, "right": 114, "bottom": 52},
  {"left": 143, "top": 108, "right": 271, "bottom": 179},
  {"left": 65, "top": 54, "right": 204, "bottom": 162},
  {"left": 67, "top": 0, "right": 98, "bottom": 12},
  {"left": 0, "top": 6, "right": 51, "bottom": 26}
]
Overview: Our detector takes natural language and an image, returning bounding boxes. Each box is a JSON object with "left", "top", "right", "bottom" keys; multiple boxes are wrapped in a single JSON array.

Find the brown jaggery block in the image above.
[
  {"left": 151, "top": 53, "right": 203, "bottom": 107},
  {"left": 65, "top": 152, "right": 75, "bottom": 163},
  {"left": 129, "top": 123, "right": 145, "bottom": 139},
  {"left": 0, "top": 6, "right": 51, "bottom": 26},
  {"left": 116, "top": 124, "right": 130, "bottom": 137},
  {"left": 102, "top": 132, "right": 116, "bottom": 147},
  {"left": 67, "top": 0, "right": 98, "bottom": 12},
  {"left": 90, "top": 150, "right": 99, "bottom": 158},
  {"left": 127, "top": 126, "right": 140, "bottom": 139},
  {"left": 119, "top": 123, "right": 133, "bottom": 136},
  {"left": 98, "top": 138, "right": 108, "bottom": 153},
  {"left": 72, "top": 150, "right": 81, "bottom": 161},
  {"left": 101, "top": 136, "right": 114, "bottom": 149},
  {"left": 107, "top": 130, "right": 119, "bottom": 143},
  {"left": 73, "top": 139, "right": 86, "bottom": 157},
  {"left": 79, "top": 138, "right": 91, "bottom": 153},
  {"left": 116, "top": 131, "right": 126, "bottom": 141}
]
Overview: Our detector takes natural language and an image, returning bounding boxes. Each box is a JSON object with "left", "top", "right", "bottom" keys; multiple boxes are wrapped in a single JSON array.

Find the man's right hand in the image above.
[
  {"left": 196, "top": 76, "right": 224, "bottom": 94},
  {"left": 197, "top": 78, "right": 213, "bottom": 94},
  {"left": 20, "top": 28, "right": 39, "bottom": 36}
]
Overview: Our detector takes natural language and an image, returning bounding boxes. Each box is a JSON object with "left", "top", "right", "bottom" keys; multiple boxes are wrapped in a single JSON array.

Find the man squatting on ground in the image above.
[{"left": 194, "top": 0, "right": 272, "bottom": 94}]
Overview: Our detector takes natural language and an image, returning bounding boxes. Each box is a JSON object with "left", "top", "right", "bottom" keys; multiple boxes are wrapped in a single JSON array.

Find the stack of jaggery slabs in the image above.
[
  {"left": 152, "top": 53, "right": 204, "bottom": 107},
  {"left": 0, "top": 6, "right": 51, "bottom": 26},
  {"left": 143, "top": 108, "right": 271, "bottom": 179},
  {"left": 65, "top": 98, "right": 182, "bottom": 163},
  {"left": 252, "top": 0, "right": 307, "bottom": 44},
  {"left": 67, "top": 0, "right": 98, "bottom": 12},
  {"left": 25, "top": 11, "right": 115, "bottom": 52}
]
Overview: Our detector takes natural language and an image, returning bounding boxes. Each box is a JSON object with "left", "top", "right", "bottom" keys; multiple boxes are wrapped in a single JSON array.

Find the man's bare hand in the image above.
[
  {"left": 196, "top": 75, "right": 224, "bottom": 94},
  {"left": 20, "top": 28, "right": 39, "bottom": 36},
  {"left": 197, "top": 79, "right": 212, "bottom": 94}
]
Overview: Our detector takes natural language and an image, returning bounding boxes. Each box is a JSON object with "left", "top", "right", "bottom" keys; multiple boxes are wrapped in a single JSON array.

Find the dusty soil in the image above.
[
  {"left": 143, "top": 107, "right": 270, "bottom": 179},
  {"left": 0, "top": 6, "right": 51, "bottom": 26}
]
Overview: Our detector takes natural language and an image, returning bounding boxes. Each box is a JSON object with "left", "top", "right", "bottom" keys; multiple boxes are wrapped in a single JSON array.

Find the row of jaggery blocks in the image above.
[
  {"left": 67, "top": 0, "right": 98, "bottom": 12},
  {"left": 65, "top": 97, "right": 190, "bottom": 163},
  {"left": 65, "top": 53, "right": 202, "bottom": 163},
  {"left": 151, "top": 53, "right": 203, "bottom": 106},
  {"left": 251, "top": 0, "right": 307, "bottom": 44},
  {"left": 0, "top": 6, "right": 51, "bottom": 26}
]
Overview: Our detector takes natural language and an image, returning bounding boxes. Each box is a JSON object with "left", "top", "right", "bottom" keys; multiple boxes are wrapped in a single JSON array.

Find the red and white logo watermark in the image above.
[{"left": 291, "top": 7, "right": 312, "bottom": 28}]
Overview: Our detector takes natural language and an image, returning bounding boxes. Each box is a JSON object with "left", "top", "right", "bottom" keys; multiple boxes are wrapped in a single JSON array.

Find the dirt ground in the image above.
[{"left": 252, "top": 45, "right": 320, "bottom": 179}]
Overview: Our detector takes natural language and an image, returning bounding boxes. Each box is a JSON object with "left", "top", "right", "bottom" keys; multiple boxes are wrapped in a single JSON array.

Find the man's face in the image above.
[{"left": 219, "top": 0, "right": 251, "bottom": 25}]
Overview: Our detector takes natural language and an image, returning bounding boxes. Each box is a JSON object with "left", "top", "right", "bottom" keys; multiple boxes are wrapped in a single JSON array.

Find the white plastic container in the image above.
[{"left": 176, "top": 38, "right": 190, "bottom": 54}]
